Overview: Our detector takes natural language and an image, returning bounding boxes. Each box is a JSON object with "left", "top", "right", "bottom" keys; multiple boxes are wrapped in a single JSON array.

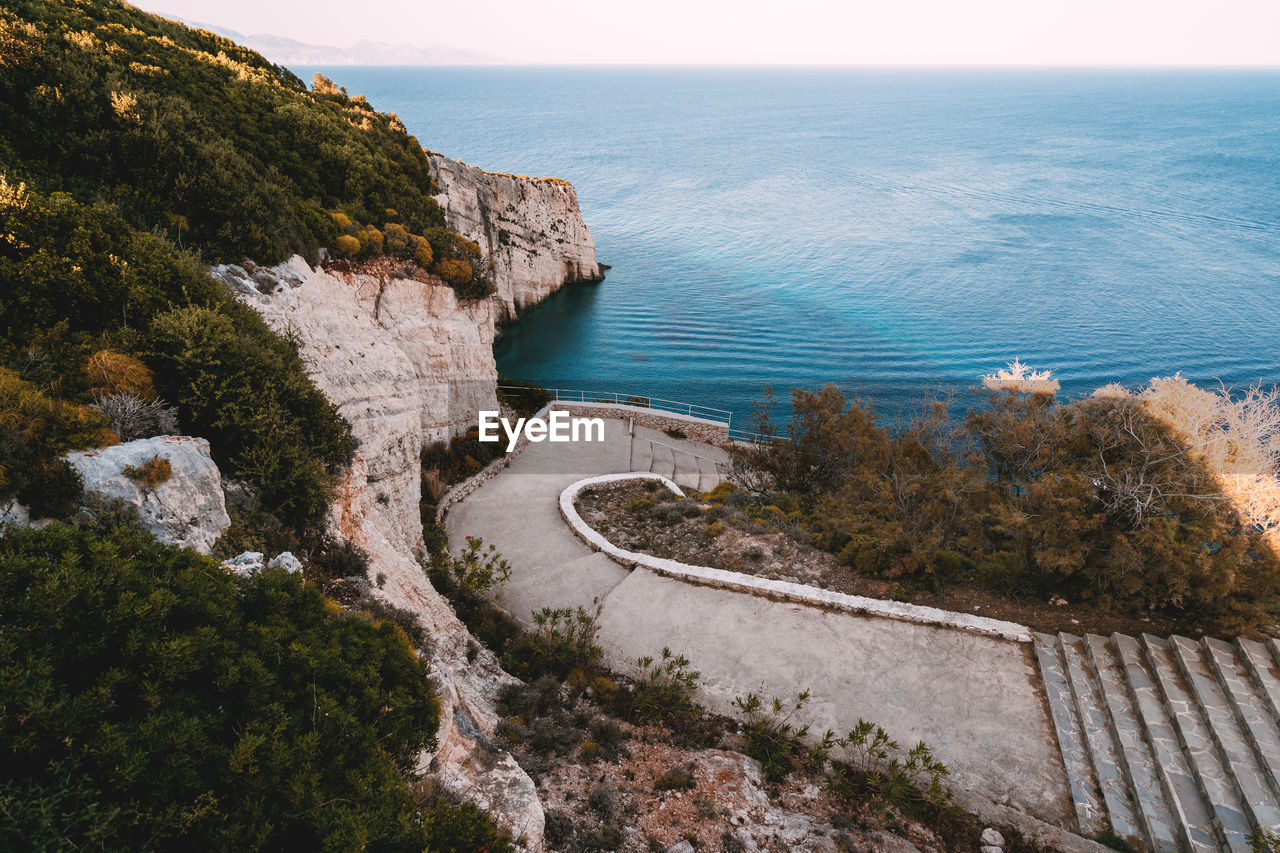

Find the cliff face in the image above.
[
  {"left": 427, "top": 151, "right": 605, "bottom": 319},
  {"left": 217, "top": 259, "right": 544, "bottom": 847}
]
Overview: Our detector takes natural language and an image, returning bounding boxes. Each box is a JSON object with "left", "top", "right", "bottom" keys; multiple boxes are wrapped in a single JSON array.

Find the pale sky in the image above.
[{"left": 143, "top": 0, "right": 1280, "bottom": 66}]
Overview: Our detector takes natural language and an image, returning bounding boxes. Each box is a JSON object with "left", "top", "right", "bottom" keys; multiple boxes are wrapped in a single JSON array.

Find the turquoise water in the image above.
[{"left": 303, "top": 67, "right": 1280, "bottom": 418}]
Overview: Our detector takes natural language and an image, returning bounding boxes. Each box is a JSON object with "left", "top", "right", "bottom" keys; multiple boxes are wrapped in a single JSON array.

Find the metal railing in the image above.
[{"left": 498, "top": 385, "right": 733, "bottom": 428}]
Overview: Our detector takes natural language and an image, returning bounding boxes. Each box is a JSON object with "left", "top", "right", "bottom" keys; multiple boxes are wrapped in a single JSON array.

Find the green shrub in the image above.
[
  {"left": 502, "top": 605, "right": 604, "bottom": 682},
  {"left": 0, "top": 187, "right": 354, "bottom": 535},
  {"left": 0, "top": 523, "right": 441, "bottom": 851},
  {"left": 421, "top": 799, "right": 516, "bottom": 853},
  {"left": 732, "top": 689, "right": 815, "bottom": 784},
  {"left": 615, "top": 647, "right": 701, "bottom": 725},
  {"left": 437, "top": 535, "right": 511, "bottom": 597},
  {"left": 823, "top": 720, "right": 954, "bottom": 821},
  {"left": 146, "top": 302, "right": 355, "bottom": 530}
]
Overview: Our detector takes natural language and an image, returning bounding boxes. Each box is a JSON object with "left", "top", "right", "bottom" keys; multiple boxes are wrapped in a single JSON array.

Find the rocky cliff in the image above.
[
  {"left": 427, "top": 151, "right": 605, "bottom": 319},
  {"left": 218, "top": 258, "right": 544, "bottom": 846}
]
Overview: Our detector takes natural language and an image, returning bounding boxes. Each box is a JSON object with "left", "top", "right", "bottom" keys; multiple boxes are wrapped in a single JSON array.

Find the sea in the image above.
[{"left": 299, "top": 66, "right": 1280, "bottom": 423}]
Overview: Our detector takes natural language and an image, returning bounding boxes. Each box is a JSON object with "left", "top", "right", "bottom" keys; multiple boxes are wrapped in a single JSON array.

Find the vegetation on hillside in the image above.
[
  {"left": 729, "top": 381, "right": 1280, "bottom": 629},
  {"left": 0, "top": 0, "right": 482, "bottom": 284},
  {"left": 0, "top": 180, "right": 355, "bottom": 530},
  {"left": 0, "top": 523, "right": 442, "bottom": 850}
]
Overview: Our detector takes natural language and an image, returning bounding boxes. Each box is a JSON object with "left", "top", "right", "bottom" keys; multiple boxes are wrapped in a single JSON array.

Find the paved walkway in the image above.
[{"left": 445, "top": 419, "right": 1073, "bottom": 826}]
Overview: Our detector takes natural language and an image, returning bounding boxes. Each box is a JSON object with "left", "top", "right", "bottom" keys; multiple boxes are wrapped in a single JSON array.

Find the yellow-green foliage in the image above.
[
  {"left": 383, "top": 221, "right": 410, "bottom": 255},
  {"left": 0, "top": 366, "right": 112, "bottom": 516},
  {"left": 435, "top": 258, "right": 474, "bottom": 288},
  {"left": 332, "top": 233, "right": 361, "bottom": 258},
  {"left": 354, "top": 225, "right": 383, "bottom": 255},
  {"left": 0, "top": 367, "right": 114, "bottom": 458},
  {"left": 122, "top": 454, "right": 171, "bottom": 489},
  {"left": 85, "top": 349, "right": 155, "bottom": 399}
]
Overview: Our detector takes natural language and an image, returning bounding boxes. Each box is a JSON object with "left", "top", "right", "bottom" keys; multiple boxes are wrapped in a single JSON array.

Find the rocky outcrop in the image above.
[
  {"left": 221, "top": 257, "right": 544, "bottom": 848},
  {"left": 427, "top": 151, "right": 605, "bottom": 319},
  {"left": 64, "top": 435, "right": 230, "bottom": 554}
]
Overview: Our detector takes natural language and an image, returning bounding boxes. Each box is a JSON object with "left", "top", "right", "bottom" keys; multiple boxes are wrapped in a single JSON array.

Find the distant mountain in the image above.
[{"left": 173, "top": 17, "right": 507, "bottom": 65}]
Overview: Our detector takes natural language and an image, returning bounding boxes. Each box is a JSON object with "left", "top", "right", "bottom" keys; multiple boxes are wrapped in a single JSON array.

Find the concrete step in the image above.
[
  {"left": 1115, "top": 634, "right": 1221, "bottom": 851},
  {"left": 1169, "top": 636, "right": 1280, "bottom": 832},
  {"left": 1237, "top": 638, "right": 1280, "bottom": 730},
  {"left": 630, "top": 438, "right": 655, "bottom": 472},
  {"left": 1035, "top": 629, "right": 1280, "bottom": 852},
  {"left": 1139, "top": 635, "right": 1247, "bottom": 851},
  {"left": 1034, "top": 632, "right": 1106, "bottom": 836},
  {"left": 1205, "top": 638, "right": 1280, "bottom": 807},
  {"left": 1086, "top": 633, "right": 1183, "bottom": 852},
  {"left": 1059, "top": 633, "right": 1145, "bottom": 844}
]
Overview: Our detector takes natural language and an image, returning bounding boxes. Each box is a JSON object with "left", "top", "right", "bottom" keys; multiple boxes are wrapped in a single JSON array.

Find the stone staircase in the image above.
[
  {"left": 630, "top": 437, "right": 725, "bottom": 493},
  {"left": 1035, "top": 632, "right": 1280, "bottom": 851}
]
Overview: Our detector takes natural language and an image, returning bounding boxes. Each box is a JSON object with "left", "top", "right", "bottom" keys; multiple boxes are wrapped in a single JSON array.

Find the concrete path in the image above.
[{"left": 445, "top": 419, "right": 1073, "bottom": 827}]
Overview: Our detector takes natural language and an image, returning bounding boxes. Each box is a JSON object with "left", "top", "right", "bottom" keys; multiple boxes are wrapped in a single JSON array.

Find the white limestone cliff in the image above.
[
  {"left": 427, "top": 151, "right": 605, "bottom": 319},
  {"left": 218, "top": 258, "right": 545, "bottom": 848},
  {"left": 65, "top": 435, "right": 230, "bottom": 554}
]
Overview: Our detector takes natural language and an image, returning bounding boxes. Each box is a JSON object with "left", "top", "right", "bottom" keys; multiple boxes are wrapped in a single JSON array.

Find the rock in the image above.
[
  {"left": 268, "top": 551, "right": 303, "bottom": 573},
  {"left": 664, "top": 842, "right": 695, "bottom": 853},
  {"left": 65, "top": 436, "right": 230, "bottom": 554},
  {"left": 223, "top": 551, "right": 265, "bottom": 576},
  {"left": 427, "top": 152, "right": 605, "bottom": 320},
  {"left": 0, "top": 499, "right": 30, "bottom": 527},
  {"left": 981, "top": 827, "right": 1006, "bottom": 847},
  {"left": 981, "top": 847, "right": 1002, "bottom": 853}
]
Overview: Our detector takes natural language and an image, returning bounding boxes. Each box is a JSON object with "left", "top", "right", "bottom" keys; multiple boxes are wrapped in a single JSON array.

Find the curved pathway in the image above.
[{"left": 445, "top": 417, "right": 1073, "bottom": 828}]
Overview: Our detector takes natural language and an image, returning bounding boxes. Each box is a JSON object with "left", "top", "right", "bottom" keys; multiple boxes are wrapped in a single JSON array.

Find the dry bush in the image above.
[
  {"left": 122, "top": 455, "right": 172, "bottom": 489},
  {"left": 94, "top": 391, "right": 178, "bottom": 441},
  {"left": 85, "top": 350, "right": 155, "bottom": 399},
  {"left": 1139, "top": 375, "right": 1280, "bottom": 549},
  {"left": 981, "top": 358, "right": 1060, "bottom": 395}
]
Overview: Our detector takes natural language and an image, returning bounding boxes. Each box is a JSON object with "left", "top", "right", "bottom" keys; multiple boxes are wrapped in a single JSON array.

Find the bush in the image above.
[
  {"left": 121, "top": 454, "right": 171, "bottom": 489},
  {"left": 308, "top": 534, "right": 371, "bottom": 582},
  {"left": 824, "top": 720, "right": 954, "bottom": 822},
  {"left": 0, "top": 188, "right": 355, "bottom": 535},
  {"left": 614, "top": 647, "right": 701, "bottom": 725},
  {"left": 732, "top": 689, "right": 815, "bottom": 784},
  {"left": 438, "top": 535, "right": 511, "bottom": 597},
  {"left": 94, "top": 391, "right": 179, "bottom": 440},
  {"left": 333, "top": 233, "right": 361, "bottom": 258},
  {"left": 0, "top": 3, "right": 450, "bottom": 265},
  {"left": 84, "top": 349, "right": 154, "bottom": 398},
  {"left": 654, "top": 764, "right": 697, "bottom": 791},
  {"left": 0, "top": 367, "right": 108, "bottom": 517},
  {"left": 731, "top": 382, "right": 1280, "bottom": 628},
  {"left": 0, "top": 523, "right": 441, "bottom": 851},
  {"left": 503, "top": 605, "right": 604, "bottom": 682},
  {"left": 147, "top": 302, "right": 355, "bottom": 531},
  {"left": 421, "top": 798, "right": 516, "bottom": 853}
]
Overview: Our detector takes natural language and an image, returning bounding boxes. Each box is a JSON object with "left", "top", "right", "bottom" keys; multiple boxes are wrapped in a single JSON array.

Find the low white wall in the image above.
[{"left": 560, "top": 473, "right": 1031, "bottom": 644}]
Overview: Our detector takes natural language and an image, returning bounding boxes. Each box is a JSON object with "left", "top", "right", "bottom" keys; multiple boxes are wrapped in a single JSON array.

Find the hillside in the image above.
[{"left": 0, "top": 1, "right": 549, "bottom": 848}]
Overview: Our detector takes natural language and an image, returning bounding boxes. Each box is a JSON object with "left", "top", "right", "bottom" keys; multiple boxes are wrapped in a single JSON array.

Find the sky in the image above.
[{"left": 143, "top": 0, "right": 1280, "bottom": 66}]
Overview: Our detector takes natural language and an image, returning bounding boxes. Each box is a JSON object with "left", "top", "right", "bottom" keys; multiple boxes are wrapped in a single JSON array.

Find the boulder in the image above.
[
  {"left": 223, "top": 551, "right": 265, "bottom": 576},
  {"left": 268, "top": 551, "right": 303, "bottom": 573},
  {"left": 65, "top": 436, "right": 230, "bottom": 554}
]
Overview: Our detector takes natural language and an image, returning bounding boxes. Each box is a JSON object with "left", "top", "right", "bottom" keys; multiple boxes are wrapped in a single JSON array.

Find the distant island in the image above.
[{"left": 169, "top": 15, "right": 508, "bottom": 65}]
